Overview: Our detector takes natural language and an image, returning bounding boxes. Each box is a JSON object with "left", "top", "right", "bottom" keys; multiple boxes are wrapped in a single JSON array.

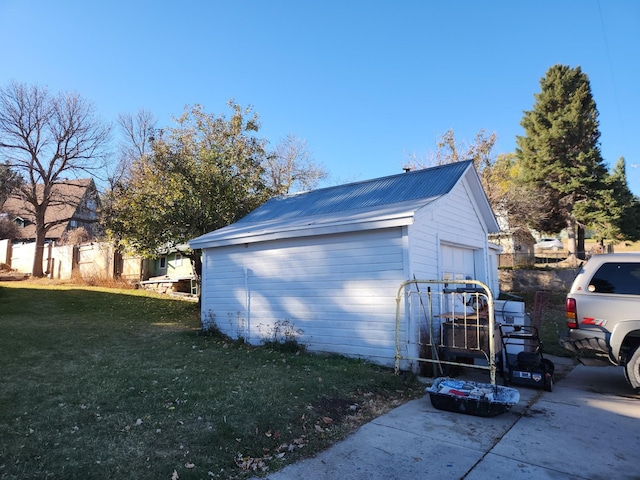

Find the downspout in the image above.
[{"left": 245, "top": 267, "right": 251, "bottom": 342}]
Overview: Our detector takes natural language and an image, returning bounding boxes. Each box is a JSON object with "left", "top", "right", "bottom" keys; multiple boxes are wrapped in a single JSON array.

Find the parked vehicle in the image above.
[
  {"left": 560, "top": 253, "right": 640, "bottom": 389},
  {"left": 534, "top": 238, "right": 563, "bottom": 251}
]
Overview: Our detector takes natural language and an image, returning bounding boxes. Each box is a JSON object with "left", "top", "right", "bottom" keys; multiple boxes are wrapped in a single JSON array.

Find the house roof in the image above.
[
  {"left": 1, "top": 178, "right": 96, "bottom": 241},
  {"left": 189, "top": 160, "right": 499, "bottom": 249}
]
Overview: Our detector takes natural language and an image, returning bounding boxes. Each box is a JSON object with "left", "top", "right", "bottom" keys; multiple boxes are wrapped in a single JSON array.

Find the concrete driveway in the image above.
[{"left": 258, "top": 356, "right": 640, "bottom": 480}]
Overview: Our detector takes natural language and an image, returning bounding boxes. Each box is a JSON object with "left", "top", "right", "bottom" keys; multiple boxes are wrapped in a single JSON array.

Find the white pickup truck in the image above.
[{"left": 560, "top": 253, "right": 640, "bottom": 389}]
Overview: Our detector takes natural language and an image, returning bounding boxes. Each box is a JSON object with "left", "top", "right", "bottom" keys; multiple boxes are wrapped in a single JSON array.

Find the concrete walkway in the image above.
[{"left": 258, "top": 356, "right": 640, "bottom": 480}]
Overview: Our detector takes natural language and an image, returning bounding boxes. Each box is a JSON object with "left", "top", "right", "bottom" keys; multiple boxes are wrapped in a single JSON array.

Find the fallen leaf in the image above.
[
  {"left": 235, "top": 454, "right": 269, "bottom": 472},
  {"left": 322, "top": 417, "right": 333, "bottom": 424},
  {"left": 293, "top": 436, "right": 306, "bottom": 446},
  {"left": 185, "top": 462, "right": 195, "bottom": 469},
  {"left": 171, "top": 470, "right": 179, "bottom": 480}
]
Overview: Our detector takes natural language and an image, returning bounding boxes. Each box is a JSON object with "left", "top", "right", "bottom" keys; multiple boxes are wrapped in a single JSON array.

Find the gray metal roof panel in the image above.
[
  {"left": 188, "top": 161, "right": 494, "bottom": 249},
  {"left": 189, "top": 198, "right": 433, "bottom": 248},
  {"left": 238, "top": 160, "right": 472, "bottom": 224}
]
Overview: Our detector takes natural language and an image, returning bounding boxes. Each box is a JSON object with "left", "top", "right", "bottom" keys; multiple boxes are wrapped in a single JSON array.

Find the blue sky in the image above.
[{"left": 1, "top": 1, "right": 639, "bottom": 193}]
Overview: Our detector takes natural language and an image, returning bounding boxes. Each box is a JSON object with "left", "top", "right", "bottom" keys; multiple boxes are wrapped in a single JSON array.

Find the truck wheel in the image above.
[{"left": 625, "top": 346, "right": 640, "bottom": 389}]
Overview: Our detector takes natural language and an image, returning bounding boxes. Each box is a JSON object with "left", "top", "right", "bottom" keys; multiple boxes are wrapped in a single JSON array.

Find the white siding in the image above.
[
  {"left": 399, "top": 180, "right": 496, "bottom": 371},
  {"left": 408, "top": 179, "right": 491, "bottom": 287},
  {"left": 201, "top": 228, "right": 407, "bottom": 366},
  {"left": 198, "top": 172, "right": 500, "bottom": 371}
]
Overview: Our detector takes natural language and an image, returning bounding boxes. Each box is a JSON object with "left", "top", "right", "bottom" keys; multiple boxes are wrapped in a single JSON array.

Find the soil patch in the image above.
[{"left": 313, "top": 397, "right": 358, "bottom": 425}]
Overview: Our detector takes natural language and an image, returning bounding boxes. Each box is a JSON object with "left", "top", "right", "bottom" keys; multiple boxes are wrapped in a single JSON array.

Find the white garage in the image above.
[{"left": 189, "top": 160, "right": 500, "bottom": 368}]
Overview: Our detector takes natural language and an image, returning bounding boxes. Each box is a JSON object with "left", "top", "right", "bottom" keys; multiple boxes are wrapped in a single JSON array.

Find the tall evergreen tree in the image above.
[
  {"left": 516, "top": 64, "right": 608, "bottom": 262},
  {"left": 610, "top": 159, "right": 640, "bottom": 242},
  {"left": 576, "top": 157, "right": 640, "bottom": 245}
]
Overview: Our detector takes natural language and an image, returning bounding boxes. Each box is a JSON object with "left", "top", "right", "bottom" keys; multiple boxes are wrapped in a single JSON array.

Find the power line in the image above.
[{"left": 597, "top": 0, "right": 629, "bottom": 162}]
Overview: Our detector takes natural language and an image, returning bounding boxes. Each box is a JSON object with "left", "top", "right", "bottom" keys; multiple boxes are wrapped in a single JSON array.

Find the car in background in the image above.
[
  {"left": 534, "top": 238, "right": 563, "bottom": 251},
  {"left": 560, "top": 253, "right": 640, "bottom": 389}
]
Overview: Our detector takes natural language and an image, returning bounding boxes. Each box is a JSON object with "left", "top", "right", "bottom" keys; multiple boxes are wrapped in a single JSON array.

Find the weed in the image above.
[{"left": 259, "top": 319, "right": 305, "bottom": 353}]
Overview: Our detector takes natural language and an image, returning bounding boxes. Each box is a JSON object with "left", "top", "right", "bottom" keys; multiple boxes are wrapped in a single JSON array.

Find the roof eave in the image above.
[{"left": 189, "top": 214, "right": 415, "bottom": 249}]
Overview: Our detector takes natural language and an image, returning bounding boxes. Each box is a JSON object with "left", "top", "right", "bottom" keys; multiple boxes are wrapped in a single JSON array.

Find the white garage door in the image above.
[{"left": 441, "top": 244, "right": 476, "bottom": 282}]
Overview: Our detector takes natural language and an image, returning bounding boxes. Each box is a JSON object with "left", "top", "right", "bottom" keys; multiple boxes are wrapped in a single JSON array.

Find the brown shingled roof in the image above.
[{"left": 1, "top": 178, "right": 98, "bottom": 241}]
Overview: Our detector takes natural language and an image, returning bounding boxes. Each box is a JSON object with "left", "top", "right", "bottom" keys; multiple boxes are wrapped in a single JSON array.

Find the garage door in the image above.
[{"left": 441, "top": 244, "right": 476, "bottom": 282}]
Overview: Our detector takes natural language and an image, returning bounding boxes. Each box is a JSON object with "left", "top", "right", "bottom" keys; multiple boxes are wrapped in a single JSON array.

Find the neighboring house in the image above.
[
  {"left": 0, "top": 178, "right": 101, "bottom": 243},
  {"left": 139, "top": 244, "right": 198, "bottom": 296},
  {"left": 489, "top": 228, "right": 536, "bottom": 266},
  {"left": 189, "top": 161, "right": 500, "bottom": 369}
]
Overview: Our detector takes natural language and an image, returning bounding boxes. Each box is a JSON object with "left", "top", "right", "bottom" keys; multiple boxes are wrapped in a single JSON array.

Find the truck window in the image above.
[{"left": 589, "top": 263, "right": 640, "bottom": 295}]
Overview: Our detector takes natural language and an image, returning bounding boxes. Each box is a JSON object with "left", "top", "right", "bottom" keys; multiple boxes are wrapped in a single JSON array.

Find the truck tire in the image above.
[{"left": 625, "top": 346, "right": 640, "bottom": 389}]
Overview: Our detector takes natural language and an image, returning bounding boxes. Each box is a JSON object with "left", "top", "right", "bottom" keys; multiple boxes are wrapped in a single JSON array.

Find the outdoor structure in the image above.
[
  {"left": 189, "top": 161, "right": 501, "bottom": 369},
  {"left": 0, "top": 239, "right": 141, "bottom": 282},
  {"left": 139, "top": 245, "right": 198, "bottom": 296},
  {"left": 1, "top": 178, "right": 101, "bottom": 244},
  {"left": 0, "top": 236, "right": 197, "bottom": 297},
  {"left": 1, "top": 177, "right": 197, "bottom": 292},
  {"left": 489, "top": 228, "right": 536, "bottom": 266}
]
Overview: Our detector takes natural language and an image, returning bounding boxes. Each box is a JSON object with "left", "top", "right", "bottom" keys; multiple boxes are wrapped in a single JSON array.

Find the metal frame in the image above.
[{"left": 395, "top": 279, "right": 497, "bottom": 385}]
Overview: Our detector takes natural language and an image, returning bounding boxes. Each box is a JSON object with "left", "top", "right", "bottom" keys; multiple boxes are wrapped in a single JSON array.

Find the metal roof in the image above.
[
  {"left": 189, "top": 160, "right": 498, "bottom": 249},
  {"left": 239, "top": 160, "right": 473, "bottom": 224}
]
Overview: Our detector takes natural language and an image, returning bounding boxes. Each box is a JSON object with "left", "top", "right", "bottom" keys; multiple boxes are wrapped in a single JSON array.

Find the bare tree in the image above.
[
  {"left": 403, "top": 129, "right": 548, "bottom": 230},
  {"left": 111, "top": 109, "right": 157, "bottom": 187},
  {"left": 0, "top": 81, "right": 110, "bottom": 276},
  {"left": 404, "top": 128, "right": 497, "bottom": 171},
  {"left": 264, "top": 134, "right": 328, "bottom": 194}
]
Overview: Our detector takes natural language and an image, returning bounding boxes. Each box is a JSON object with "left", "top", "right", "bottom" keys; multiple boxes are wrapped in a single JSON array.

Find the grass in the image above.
[{"left": 0, "top": 282, "right": 421, "bottom": 480}]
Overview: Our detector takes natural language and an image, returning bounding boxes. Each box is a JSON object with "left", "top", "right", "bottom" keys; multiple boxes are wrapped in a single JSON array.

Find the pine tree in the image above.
[
  {"left": 516, "top": 64, "right": 608, "bottom": 262},
  {"left": 577, "top": 157, "right": 640, "bottom": 245}
]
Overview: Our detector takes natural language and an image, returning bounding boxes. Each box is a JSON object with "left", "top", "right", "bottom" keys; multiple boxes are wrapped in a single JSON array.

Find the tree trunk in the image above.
[
  {"left": 565, "top": 216, "right": 578, "bottom": 266},
  {"left": 577, "top": 225, "right": 586, "bottom": 260},
  {"left": 188, "top": 251, "right": 202, "bottom": 306},
  {"left": 32, "top": 227, "right": 46, "bottom": 277},
  {"left": 31, "top": 201, "right": 50, "bottom": 277}
]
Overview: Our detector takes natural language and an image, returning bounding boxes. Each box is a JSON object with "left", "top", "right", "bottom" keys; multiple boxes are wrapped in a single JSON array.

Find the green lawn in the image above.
[{"left": 0, "top": 283, "right": 421, "bottom": 480}]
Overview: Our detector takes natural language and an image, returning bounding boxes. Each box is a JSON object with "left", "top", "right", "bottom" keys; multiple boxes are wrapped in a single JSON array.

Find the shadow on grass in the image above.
[{"left": 0, "top": 283, "right": 421, "bottom": 480}]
